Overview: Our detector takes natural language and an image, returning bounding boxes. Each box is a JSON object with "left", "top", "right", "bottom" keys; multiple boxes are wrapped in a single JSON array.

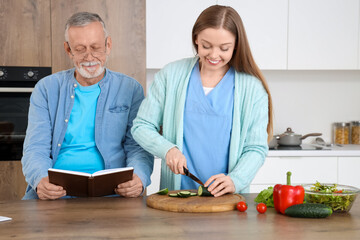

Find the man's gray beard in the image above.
[{"left": 76, "top": 61, "right": 105, "bottom": 79}]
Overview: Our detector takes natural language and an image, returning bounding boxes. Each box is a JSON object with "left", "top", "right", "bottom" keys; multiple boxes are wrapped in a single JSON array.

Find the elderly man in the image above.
[{"left": 21, "top": 12, "right": 153, "bottom": 200}]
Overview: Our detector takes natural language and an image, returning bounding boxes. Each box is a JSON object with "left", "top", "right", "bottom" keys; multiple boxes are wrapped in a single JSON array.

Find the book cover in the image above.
[{"left": 48, "top": 167, "right": 134, "bottom": 197}]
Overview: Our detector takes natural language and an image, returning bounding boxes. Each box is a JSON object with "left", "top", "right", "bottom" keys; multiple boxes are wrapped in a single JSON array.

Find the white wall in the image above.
[
  {"left": 147, "top": 69, "right": 360, "bottom": 143},
  {"left": 265, "top": 70, "right": 360, "bottom": 142},
  {"left": 145, "top": 69, "right": 360, "bottom": 194}
]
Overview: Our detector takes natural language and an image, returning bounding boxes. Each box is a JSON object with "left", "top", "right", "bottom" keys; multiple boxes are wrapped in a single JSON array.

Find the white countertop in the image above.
[{"left": 267, "top": 144, "right": 360, "bottom": 157}]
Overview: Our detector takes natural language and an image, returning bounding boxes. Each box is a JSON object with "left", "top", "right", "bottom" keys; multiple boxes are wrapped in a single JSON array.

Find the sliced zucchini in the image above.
[
  {"left": 190, "top": 192, "right": 197, "bottom": 196},
  {"left": 169, "top": 193, "right": 178, "bottom": 197}
]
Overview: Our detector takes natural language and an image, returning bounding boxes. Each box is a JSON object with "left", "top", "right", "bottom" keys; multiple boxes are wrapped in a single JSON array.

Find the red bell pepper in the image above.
[{"left": 273, "top": 171, "right": 305, "bottom": 214}]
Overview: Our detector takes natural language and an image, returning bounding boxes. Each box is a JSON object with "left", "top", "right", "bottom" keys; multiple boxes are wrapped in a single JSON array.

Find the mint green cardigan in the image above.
[{"left": 132, "top": 57, "right": 269, "bottom": 193}]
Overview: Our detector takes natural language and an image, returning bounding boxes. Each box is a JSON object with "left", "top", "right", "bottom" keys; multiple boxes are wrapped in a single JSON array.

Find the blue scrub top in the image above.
[{"left": 181, "top": 62, "right": 235, "bottom": 189}]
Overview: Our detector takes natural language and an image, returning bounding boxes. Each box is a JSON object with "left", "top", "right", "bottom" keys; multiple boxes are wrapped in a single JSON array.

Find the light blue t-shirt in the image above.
[
  {"left": 53, "top": 81, "right": 104, "bottom": 174},
  {"left": 181, "top": 62, "right": 235, "bottom": 189}
]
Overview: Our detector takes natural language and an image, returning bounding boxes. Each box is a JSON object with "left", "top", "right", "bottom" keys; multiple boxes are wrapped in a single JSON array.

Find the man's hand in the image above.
[
  {"left": 37, "top": 176, "right": 66, "bottom": 200},
  {"left": 165, "top": 147, "right": 187, "bottom": 175},
  {"left": 115, "top": 173, "right": 143, "bottom": 197},
  {"left": 204, "top": 174, "right": 236, "bottom": 197}
]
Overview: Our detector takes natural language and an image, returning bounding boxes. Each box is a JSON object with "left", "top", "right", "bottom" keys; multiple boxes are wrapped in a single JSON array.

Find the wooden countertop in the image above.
[{"left": 0, "top": 194, "right": 359, "bottom": 239}]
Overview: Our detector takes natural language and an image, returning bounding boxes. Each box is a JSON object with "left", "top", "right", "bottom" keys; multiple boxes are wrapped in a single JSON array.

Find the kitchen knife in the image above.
[{"left": 183, "top": 167, "right": 204, "bottom": 186}]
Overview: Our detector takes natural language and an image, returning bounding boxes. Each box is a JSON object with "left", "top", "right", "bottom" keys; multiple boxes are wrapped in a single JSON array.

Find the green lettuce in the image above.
[{"left": 254, "top": 186, "right": 274, "bottom": 207}]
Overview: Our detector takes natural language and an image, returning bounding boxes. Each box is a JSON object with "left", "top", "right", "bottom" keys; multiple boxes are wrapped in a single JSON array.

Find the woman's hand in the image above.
[
  {"left": 204, "top": 174, "right": 235, "bottom": 197},
  {"left": 165, "top": 147, "right": 187, "bottom": 175}
]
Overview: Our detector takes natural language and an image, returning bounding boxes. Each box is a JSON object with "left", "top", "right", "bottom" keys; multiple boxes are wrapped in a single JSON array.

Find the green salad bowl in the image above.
[{"left": 303, "top": 183, "right": 359, "bottom": 213}]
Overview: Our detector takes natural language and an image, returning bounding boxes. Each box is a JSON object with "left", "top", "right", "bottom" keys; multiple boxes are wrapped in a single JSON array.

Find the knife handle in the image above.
[{"left": 183, "top": 167, "right": 189, "bottom": 175}]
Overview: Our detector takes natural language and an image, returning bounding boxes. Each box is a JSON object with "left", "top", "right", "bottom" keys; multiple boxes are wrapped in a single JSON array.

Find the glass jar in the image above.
[
  {"left": 333, "top": 122, "right": 350, "bottom": 144},
  {"left": 351, "top": 121, "right": 360, "bottom": 144}
]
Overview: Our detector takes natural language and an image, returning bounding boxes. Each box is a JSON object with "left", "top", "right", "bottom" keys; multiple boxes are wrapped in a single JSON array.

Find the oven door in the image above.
[{"left": 0, "top": 88, "right": 32, "bottom": 160}]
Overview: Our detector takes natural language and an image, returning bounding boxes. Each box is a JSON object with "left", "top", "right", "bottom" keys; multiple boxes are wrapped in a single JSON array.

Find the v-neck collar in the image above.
[{"left": 192, "top": 62, "right": 234, "bottom": 114}]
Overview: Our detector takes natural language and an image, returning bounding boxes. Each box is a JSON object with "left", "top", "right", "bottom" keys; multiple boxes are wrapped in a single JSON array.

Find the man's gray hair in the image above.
[{"left": 65, "top": 12, "right": 108, "bottom": 41}]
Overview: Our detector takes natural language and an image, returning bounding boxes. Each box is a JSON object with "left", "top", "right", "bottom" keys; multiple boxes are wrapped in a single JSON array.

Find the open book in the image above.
[{"left": 48, "top": 167, "right": 134, "bottom": 197}]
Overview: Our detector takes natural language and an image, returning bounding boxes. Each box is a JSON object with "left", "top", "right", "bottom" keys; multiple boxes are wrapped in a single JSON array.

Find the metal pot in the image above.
[{"left": 277, "top": 127, "right": 322, "bottom": 146}]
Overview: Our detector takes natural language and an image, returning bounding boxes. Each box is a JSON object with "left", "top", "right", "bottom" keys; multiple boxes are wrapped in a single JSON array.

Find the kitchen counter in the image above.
[
  {"left": 268, "top": 144, "right": 360, "bottom": 157},
  {"left": 0, "top": 194, "right": 359, "bottom": 239}
]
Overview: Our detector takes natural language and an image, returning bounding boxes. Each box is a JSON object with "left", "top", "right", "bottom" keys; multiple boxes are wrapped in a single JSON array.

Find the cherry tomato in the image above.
[
  {"left": 256, "top": 203, "right": 267, "bottom": 214},
  {"left": 236, "top": 201, "right": 248, "bottom": 212}
]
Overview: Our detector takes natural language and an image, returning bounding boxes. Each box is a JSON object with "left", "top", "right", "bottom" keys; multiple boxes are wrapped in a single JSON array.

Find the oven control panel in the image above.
[{"left": 0, "top": 66, "right": 52, "bottom": 87}]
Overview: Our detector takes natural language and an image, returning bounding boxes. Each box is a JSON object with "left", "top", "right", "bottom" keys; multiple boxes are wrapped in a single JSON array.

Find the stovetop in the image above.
[{"left": 269, "top": 144, "right": 331, "bottom": 151}]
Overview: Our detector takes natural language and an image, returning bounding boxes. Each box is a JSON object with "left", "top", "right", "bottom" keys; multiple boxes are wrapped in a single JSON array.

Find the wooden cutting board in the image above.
[{"left": 146, "top": 190, "right": 245, "bottom": 213}]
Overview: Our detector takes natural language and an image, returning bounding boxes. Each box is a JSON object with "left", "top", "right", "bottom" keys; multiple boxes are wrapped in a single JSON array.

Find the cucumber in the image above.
[
  {"left": 285, "top": 203, "right": 332, "bottom": 218},
  {"left": 157, "top": 188, "right": 169, "bottom": 195},
  {"left": 168, "top": 191, "right": 196, "bottom": 197},
  {"left": 177, "top": 191, "right": 191, "bottom": 198},
  {"left": 197, "top": 185, "right": 213, "bottom": 197}
]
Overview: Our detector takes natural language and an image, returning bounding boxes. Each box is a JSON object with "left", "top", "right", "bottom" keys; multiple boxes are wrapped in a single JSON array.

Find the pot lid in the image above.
[{"left": 281, "top": 127, "right": 300, "bottom": 137}]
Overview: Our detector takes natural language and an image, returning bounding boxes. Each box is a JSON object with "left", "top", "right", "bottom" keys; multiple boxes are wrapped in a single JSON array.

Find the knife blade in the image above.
[{"left": 183, "top": 167, "right": 204, "bottom": 186}]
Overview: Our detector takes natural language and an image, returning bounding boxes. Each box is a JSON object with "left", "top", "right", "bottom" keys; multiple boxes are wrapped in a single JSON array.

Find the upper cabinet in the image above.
[
  {"left": 147, "top": 0, "right": 360, "bottom": 70},
  {"left": 288, "top": 0, "right": 360, "bottom": 70},
  {"left": 146, "top": 0, "right": 216, "bottom": 69},
  {"left": 0, "top": 0, "right": 51, "bottom": 67},
  {"left": 218, "top": 0, "right": 288, "bottom": 70}
]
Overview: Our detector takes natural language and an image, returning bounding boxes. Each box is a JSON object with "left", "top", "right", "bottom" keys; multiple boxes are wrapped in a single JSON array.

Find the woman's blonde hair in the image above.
[{"left": 192, "top": 5, "right": 273, "bottom": 141}]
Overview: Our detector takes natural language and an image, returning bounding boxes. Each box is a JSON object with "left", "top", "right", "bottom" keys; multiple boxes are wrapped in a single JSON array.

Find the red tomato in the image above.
[
  {"left": 256, "top": 203, "right": 267, "bottom": 214},
  {"left": 236, "top": 201, "right": 248, "bottom": 212}
]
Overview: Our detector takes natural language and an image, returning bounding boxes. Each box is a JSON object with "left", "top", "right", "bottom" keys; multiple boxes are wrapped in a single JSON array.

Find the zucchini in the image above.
[
  {"left": 169, "top": 193, "right": 178, "bottom": 197},
  {"left": 197, "top": 185, "right": 213, "bottom": 197},
  {"left": 285, "top": 203, "right": 332, "bottom": 218}
]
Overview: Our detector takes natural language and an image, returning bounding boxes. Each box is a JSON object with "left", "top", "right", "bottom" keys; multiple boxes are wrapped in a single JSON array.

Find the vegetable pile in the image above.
[{"left": 253, "top": 172, "right": 334, "bottom": 218}]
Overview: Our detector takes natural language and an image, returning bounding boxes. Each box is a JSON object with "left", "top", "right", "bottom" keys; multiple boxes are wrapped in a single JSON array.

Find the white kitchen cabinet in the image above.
[
  {"left": 288, "top": 0, "right": 359, "bottom": 69},
  {"left": 218, "top": 0, "right": 288, "bottom": 69},
  {"left": 147, "top": 0, "right": 360, "bottom": 70},
  {"left": 146, "top": 0, "right": 216, "bottom": 69},
  {"left": 359, "top": 29, "right": 360, "bottom": 69},
  {"left": 338, "top": 157, "right": 360, "bottom": 189},
  {"left": 250, "top": 156, "right": 338, "bottom": 193},
  {"left": 147, "top": 0, "right": 287, "bottom": 69},
  {"left": 147, "top": 157, "right": 161, "bottom": 195}
]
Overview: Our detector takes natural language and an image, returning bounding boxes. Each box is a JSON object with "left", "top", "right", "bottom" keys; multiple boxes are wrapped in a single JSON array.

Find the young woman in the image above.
[{"left": 132, "top": 5, "right": 273, "bottom": 197}]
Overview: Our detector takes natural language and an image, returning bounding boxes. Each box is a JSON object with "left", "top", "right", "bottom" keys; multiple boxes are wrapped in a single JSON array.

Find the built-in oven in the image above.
[{"left": 0, "top": 66, "right": 52, "bottom": 160}]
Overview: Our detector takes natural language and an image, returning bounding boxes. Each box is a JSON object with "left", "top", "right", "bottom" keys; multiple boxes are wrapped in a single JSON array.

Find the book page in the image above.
[
  {"left": 48, "top": 168, "right": 91, "bottom": 177},
  {"left": 92, "top": 167, "right": 134, "bottom": 177},
  {"left": 0, "top": 216, "right": 12, "bottom": 222}
]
